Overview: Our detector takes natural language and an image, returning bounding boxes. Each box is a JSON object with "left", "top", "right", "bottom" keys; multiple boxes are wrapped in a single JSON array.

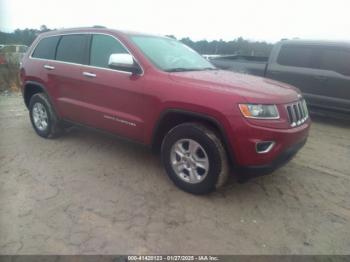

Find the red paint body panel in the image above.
[{"left": 20, "top": 28, "right": 311, "bottom": 171}]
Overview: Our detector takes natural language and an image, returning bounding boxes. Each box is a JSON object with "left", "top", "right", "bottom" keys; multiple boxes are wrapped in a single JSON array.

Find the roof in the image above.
[
  {"left": 40, "top": 27, "right": 164, "bottom": 38},
  {"left": 279, "top": 39, "right": 350, "bottom": 47}
]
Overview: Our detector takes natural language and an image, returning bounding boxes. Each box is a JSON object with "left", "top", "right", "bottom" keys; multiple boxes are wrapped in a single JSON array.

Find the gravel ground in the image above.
[{"left": 0, "top": 93, "right": 349, "bottom": 255}]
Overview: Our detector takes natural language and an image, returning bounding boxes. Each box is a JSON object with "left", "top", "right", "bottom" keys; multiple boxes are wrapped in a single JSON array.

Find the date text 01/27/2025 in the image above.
[{"left": 127, "top": 255, "right": 219, "bottom": 261}]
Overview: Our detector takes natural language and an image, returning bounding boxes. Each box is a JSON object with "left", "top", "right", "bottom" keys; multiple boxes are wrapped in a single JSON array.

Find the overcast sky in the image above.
[{"left": 1, "top": 0, "right": 349, "bottom": 43}]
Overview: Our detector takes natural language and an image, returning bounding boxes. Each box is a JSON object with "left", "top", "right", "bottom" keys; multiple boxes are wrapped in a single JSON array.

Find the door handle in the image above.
[
  {"left": 43, "top": 64, "right": 55, "bottom": 70},
  {"left": 82, "top": 72, "right": 96, "bottom": 78}
]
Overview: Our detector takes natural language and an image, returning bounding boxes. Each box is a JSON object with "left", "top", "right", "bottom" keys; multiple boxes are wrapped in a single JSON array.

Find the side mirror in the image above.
[{"left": 108, "top": 53, "right": 142, "bottom": 74}]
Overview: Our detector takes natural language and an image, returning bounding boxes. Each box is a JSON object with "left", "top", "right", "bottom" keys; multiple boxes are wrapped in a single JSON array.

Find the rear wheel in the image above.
[
  {"left": 161, "top": 122, "right": 229, "bottom": 194},
  {"left": 29, "top": 93, "right": 63, "bottom": 138}
]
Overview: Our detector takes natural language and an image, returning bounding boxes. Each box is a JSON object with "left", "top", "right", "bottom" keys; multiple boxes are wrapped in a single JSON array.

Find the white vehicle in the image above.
[{"left": 0, "top": 44, "right": 28, "bottom": 65}]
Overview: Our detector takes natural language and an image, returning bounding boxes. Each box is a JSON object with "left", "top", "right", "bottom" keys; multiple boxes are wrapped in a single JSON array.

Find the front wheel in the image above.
[{"left": 161, "top": 123, "right": 229, "bottom": 195}]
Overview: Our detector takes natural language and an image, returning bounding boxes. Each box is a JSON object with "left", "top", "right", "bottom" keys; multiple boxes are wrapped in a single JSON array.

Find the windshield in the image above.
[{"left": 130, "top": 35, "right": 216, "bottom": 72}]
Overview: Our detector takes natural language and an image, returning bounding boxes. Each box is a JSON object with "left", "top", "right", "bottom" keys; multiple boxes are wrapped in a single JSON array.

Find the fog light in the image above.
[{"left": 256, "top": 141, "right": 275, "bottom": 154}]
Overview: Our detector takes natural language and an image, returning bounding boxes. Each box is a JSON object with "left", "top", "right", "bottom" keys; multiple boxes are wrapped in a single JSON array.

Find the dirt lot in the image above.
[{"left": 0, "top": 93, "right": 349, "bottom": 255}]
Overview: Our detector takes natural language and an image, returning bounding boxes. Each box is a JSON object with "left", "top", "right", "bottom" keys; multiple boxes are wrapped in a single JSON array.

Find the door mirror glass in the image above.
[{"left": 108, "top": 53, "right": 141, "bottom": 74}]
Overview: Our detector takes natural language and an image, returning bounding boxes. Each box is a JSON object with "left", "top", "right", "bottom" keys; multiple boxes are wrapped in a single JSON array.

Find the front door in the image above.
[{"left": 78, "top": 34, "right": 145, "bottom": 142}]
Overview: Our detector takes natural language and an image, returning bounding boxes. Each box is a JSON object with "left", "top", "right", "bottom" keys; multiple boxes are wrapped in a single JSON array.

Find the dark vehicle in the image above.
[{"left": 210, "top": 40, "right": 350, "bottom": 114}]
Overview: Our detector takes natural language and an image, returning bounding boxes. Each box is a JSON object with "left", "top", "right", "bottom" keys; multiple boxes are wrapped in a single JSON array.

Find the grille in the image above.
[{"left": 286, "top": 99, "right": 309, "bottom": 127}]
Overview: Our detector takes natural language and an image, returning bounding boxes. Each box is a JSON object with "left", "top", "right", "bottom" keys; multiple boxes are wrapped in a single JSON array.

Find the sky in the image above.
[{"left": 1, "top": 0, "right": 350, "bottom": 43}]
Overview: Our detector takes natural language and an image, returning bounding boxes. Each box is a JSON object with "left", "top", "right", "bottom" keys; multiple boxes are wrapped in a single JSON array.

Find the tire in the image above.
[
  {"left": 161, "top": 122, "right": 229, "bottom": 195},
  {"left": 29, "top": 93, "right": 63, "bottom": 138}
]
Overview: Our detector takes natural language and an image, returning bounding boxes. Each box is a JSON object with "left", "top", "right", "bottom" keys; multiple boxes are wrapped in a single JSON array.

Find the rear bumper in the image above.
[{"left": 237, "top": 137, "right": 307, "bottom": 178}]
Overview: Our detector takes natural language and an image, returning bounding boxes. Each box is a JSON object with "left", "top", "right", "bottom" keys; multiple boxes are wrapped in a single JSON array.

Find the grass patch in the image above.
[{"left": 0, "top": 62, "right": 21, "bottom": 92}]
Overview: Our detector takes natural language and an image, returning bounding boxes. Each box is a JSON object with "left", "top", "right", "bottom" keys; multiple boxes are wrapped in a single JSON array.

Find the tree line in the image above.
[
  {"left": 0, "top": 26, "right": 273, "bottom": 57},
  {"left": 168, "top": 35, "right": 273, "bottom": 56},
  {"left": 0, "top": 25, "right": 51, "bottom": 46}
]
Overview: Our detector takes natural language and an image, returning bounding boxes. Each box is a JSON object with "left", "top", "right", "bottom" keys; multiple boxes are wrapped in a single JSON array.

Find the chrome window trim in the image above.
[{"left": 29, "top": 32, "right": 144, "bottom": 76}]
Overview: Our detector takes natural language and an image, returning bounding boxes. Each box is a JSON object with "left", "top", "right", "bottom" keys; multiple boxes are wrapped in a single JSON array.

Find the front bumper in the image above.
[
  {"left": 237, "top": 137, "right": 307, "bottom": 178},
  {"left": 225, "top": 115, "right": 310, "bottom": 175}
]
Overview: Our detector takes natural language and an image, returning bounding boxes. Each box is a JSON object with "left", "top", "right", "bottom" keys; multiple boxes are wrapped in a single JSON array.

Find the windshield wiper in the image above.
[
  {"left": 165, "top": 67, "right": 217, "bottom": 72},
  {"left": 200, "top": 67, "right": 218, "bottom": 71},
  {"left": 165, "top": 68, "right": 202, "bottom": 72}
]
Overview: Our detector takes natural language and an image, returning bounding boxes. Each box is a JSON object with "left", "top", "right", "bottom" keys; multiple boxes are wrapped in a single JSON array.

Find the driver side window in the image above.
[{"left": 90, "top": 34, "right": 128, "bottom": 69}]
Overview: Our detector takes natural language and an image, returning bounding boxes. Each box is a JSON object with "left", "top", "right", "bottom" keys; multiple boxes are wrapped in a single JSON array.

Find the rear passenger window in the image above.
[
  {"left": 319, "top": 49, "right": 350, "bottom": 76},
  {"left": 32, "top": 36, "right": 60, "bottom": 60},
  {"left": 277, "top": 45, "right": 315, "bottom": 68},
  {"left": 90, "top": 34, "right": 128, "bottom": 68},
  {"left": 56, "top": 35, "right": 89, "bottom": 64}
]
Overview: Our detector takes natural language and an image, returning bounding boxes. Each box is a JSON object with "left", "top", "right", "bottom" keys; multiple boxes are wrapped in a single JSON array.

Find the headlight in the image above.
[{"left": 239, "top": 104, "right": 279, "bottom": 119}]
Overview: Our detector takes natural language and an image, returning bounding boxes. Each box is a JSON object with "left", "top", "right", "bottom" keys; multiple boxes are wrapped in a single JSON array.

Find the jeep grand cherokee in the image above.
[{"left": 20, "top": 28, "right": 311, "bottom": 194}]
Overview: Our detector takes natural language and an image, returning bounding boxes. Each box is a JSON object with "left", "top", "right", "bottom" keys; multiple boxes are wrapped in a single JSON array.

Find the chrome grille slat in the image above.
[
  {"left": 286, "top": 99, "right": 309, "bottom": 127},
  {"left": 294, "top": 104, "right": 300, "bottom": 125},
  {"left": 290, "top": 107, "right": 297, "bottom": 126},
  {"left": 286, "top": 107, "right": 294, "bottom": 124},
  {"left": 298, "top": 103, "right": 305, "bottom": 119},
  {"left": 302, "top": 100, "right": 309, "bottom": 119}
]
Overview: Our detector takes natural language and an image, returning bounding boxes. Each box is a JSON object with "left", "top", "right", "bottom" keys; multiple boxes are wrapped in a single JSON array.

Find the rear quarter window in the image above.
[
  {"left": 32, "top": 36, "right": 60, "bottom": 60},
  {"left": 277, "top": 44, "right": 316, "bottom": 68}
]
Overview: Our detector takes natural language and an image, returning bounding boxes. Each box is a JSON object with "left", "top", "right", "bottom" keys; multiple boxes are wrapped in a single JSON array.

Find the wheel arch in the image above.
[
  {"left": 23, "top": 81, "right": 49, "bottom": 109},
  {"left": 151, "top": 109, "right": 236, "bottom": 166}
]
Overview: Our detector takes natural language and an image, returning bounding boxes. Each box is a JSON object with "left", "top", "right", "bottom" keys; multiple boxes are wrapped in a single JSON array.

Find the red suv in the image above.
[{"left": 20, "top": 28, "right": 310, "bottom": 194}]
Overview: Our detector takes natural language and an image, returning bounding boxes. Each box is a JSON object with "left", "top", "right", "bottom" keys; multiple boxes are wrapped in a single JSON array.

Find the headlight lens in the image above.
[{"left": 239, "top": 104, "right": 279, "bottom": 119}]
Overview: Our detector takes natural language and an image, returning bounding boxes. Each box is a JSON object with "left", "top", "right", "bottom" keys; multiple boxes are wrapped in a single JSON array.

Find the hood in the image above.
[{"left": 169, "top": 70, "right": 300, "bottom": 104}]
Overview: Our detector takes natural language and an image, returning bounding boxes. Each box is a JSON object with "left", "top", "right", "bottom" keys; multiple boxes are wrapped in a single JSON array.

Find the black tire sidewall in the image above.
[
  {"left": 29, "top": 94, "right": 53, "bottom": 138},
  {"left": 161, "top": 124, "right": 223, "bottom": 195}
]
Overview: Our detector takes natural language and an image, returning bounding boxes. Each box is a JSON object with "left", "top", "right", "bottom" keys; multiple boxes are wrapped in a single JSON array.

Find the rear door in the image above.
[
  {"left": 28, "top": 35, "right": 61, "bottom": 104},
  {"left": 266, "top": 44, "right": 326, "bottom": 106},
  {"left": 50, "top": 34, "right": 90, "bottom": 121},
  {"left": 317, "top": 47, "right": 350, "bottom": 112}
]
